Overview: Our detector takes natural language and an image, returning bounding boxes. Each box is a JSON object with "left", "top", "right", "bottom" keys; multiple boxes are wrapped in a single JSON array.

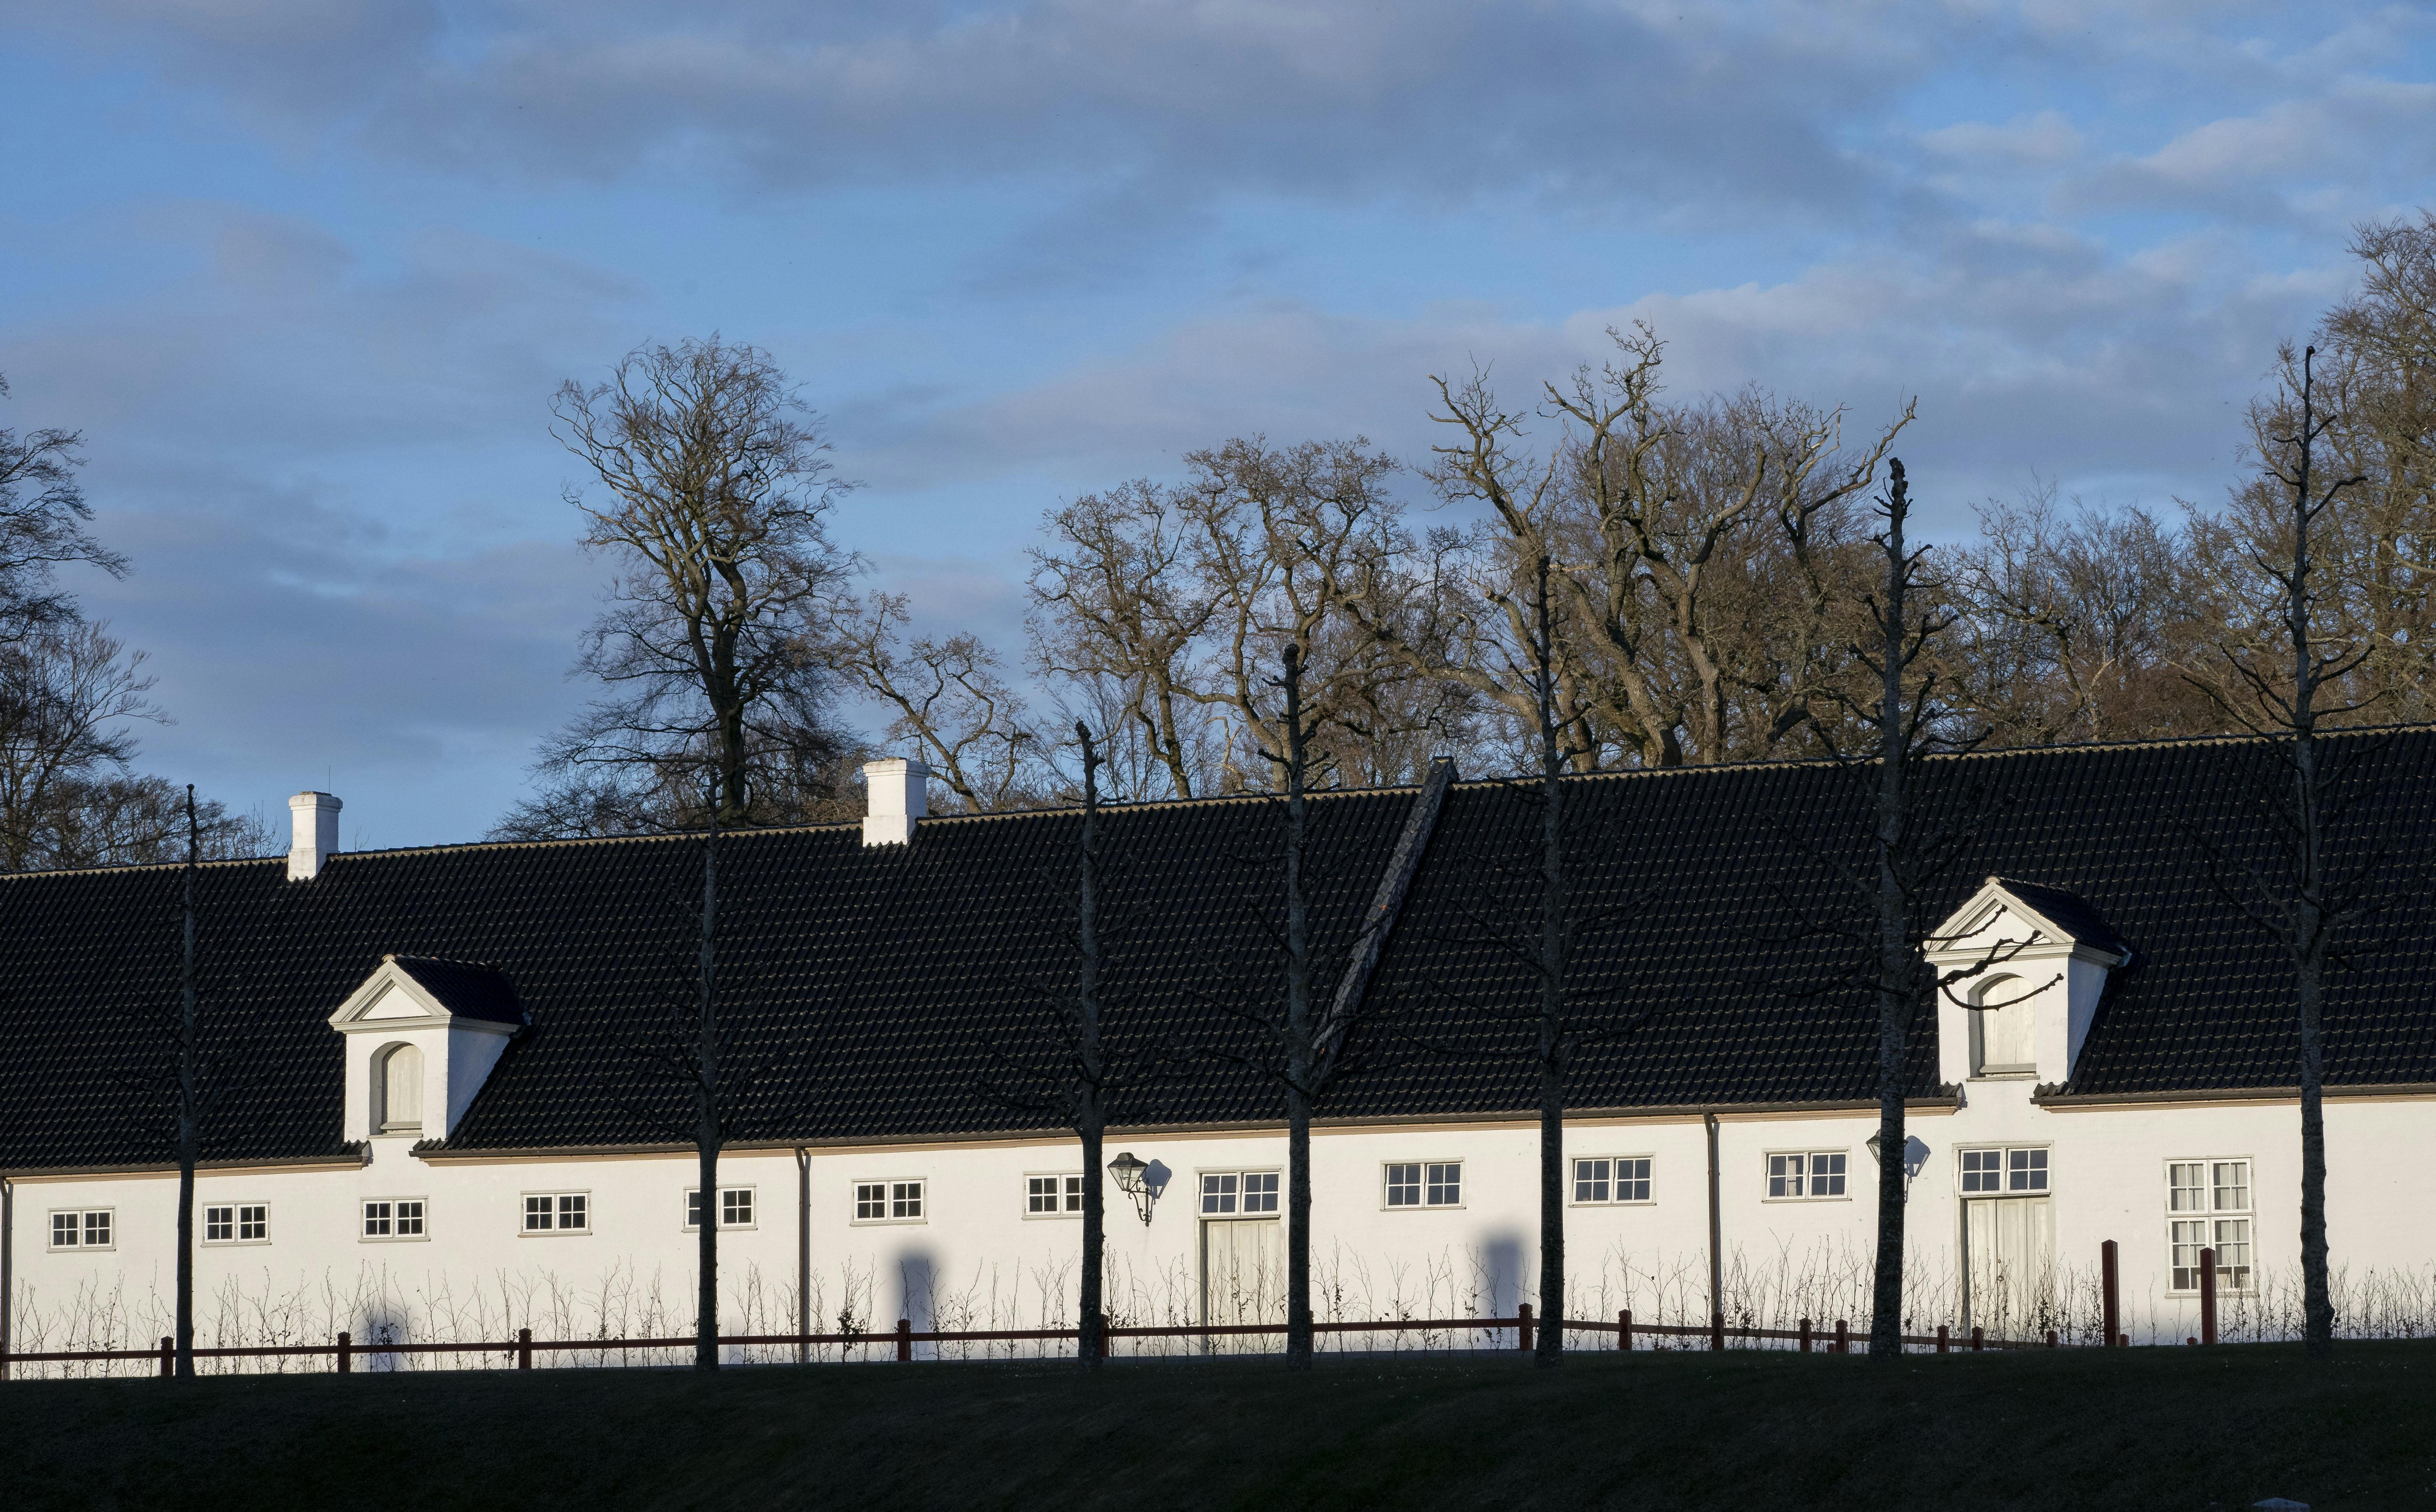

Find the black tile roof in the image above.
[
  {"left": 386, "top": 955, "right": 523, "bottom": 1027},
  {"left": 1986, "top": 878, "right": 2129, "bottom": 959},
  {"left": 4, "top": 729, "right": 2433, "bottom": 1172}
]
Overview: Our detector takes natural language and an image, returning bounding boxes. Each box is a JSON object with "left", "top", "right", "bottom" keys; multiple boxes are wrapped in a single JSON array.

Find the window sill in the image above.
[
  {"left": 849, "top": 1218, "right": 927, "bottom": 1226},
  {"left": 201, "top": 1240, "right": 274, "bottom": 1248},
  {"left": 1568, "top": 1200, "right": 1657, "bottom": 1209},
  {"left": 361, "top": 1235, "right": 430, "bottom": 1244},
  {"left": 519, "top": 1229, "right": 591, "bottom": 1238},
  {"left": 46, "top": 1246, "right": 115, "bottom": 1254},
  {"left": 1380, "top": 1205, "right": 1466, "bottom": 1213},
  {"left": 1023, "top": 1211, "right": 1084, "bottom": 1221},
  {"left": 681, "top": 1226, "right": 759, "bottom": 1234},
  {"left": 1761, "top": 1196, "right": 1853, "bottom": 1204}
]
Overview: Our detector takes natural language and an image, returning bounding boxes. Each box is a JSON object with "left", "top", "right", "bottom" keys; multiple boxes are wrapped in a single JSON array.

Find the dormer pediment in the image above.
[{"left": 1927, "top": 877, "right": 2128, "bottom": 1088}]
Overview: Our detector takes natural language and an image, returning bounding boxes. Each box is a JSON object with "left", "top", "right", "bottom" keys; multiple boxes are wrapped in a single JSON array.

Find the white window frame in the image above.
[
  {"left": 1764, "top": 1150, "right": 1850, "bottom": 1201},
  {"left": 683, "top": 1187, "right": 758, "bottom": 1231},
  {"left": 1381, "top": 1160, "right": 1463, "bottom": 1211},
  {"left": 202, "top": 1201, "right": 272, "bottom": 1246},
  {"left": 1569, "top": 1155, "right": 1655, "bottom": 1207},
  {"left": 361, "top": 1197, "right": 429, "bottom": 1242},
  {"left": 47, "top": 1208, "right": 114, "bottom": 1251},
  {"left": 1967, "top": 974, "right": 2039, "bottom": 1078},
  {"left": 1024, "top": 1173, "right": 1086, "bottom": 1219},
  {"left": 2165, "top": 1157, "right": 2256, "bottom": 1296},
  {"left": 1957, "top": 1145, "right": 2051, "bottom": 1196},
  {"left": 520, "top": 1191, "right": 591, "bottom": 1236},
  {"left": 852, "top": 1179, "right": 926, "bottom": 1225},
  {"left": 1196, "top": 1169, "right": 1282, "bottom": 1218}
]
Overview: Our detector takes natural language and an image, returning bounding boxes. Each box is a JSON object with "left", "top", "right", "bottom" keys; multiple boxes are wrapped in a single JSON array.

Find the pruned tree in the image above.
[
  {"left": 1783, "top": 459, "right": 2044, "bottom": 1359},
  {"left": 2182, "top": 344, "right": 2396, "bottom": 1358},
  {"left": 833, "top": 592, "right": 1054, "bottom": 811},
  {"left": 171, "top": 788, "right": 204, "bottom": 1377},
  {"left": 978, "top": 723, "right": 1167, "bottom": 1366},
  {"left": 501, "top": 337, "right": 863, "bottom": 838}
]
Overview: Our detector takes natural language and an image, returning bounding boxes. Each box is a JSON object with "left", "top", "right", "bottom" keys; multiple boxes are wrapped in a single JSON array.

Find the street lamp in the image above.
[{"left": 1107, "top": 1150, "right": 1158, "bottom": 1226}]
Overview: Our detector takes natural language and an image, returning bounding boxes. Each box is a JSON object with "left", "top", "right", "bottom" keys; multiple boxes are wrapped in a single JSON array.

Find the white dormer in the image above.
[
  {"left": 1926, "top": 877, "right": 2128, "bottom": 1088},
  {"left": 327, "top": 955, "right": 523, "bottom": 1145}
]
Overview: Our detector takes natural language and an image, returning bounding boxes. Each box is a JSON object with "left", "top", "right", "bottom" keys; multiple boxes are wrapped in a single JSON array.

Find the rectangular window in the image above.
[
  {"left": 50, "top": 1209, "right": 112, "bottom": 1250},
  {"left": 363, "top": 1198, "right": 426, "bottom": 1240},
  {"left": 1767, "top": 1152, "right": 1848, "bottom": 1199},
  {"left": 203, "top": 1203, "right": 269, "bottom": 1244},
  {"left": 1961, "top": 1147, "right": 2050, "bottom": 1195},
  {"left": 1383, "top": 1161, "right": 1461, "bottom": 1209},
  {"left": 1572, "top": 1157, "right": 1653, "bottom": 1205},
  {"left": 523, "top": 1193, "right": 588, "bottom": 1234},
  {"left": 2168, "top": 1160, "right": 2253, "bottom": 1293},
  {"left": 1027, "top": 1174, "right": 1086, "bottom": 1215},
  {"left": 854, "top": 1180, "right": 924, "bottom": 1223},
  {"left": 684, "top": 1188, "right": 757, "bottom": 1230},
  {"left": 1198, "top": 1171, "right": 1279, "bottom": 1217},
  {"left": 205, "top": 1205, "right": 234, "bottom": 1243}
]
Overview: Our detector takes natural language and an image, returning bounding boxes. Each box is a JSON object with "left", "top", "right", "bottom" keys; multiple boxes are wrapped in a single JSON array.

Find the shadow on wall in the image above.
[
  {"left": 898, "top": 1247, "right": 936, "bottom": 1353},
  {"left": 1482, "top": 1231, "right": 1523, "bottom": 1322}
]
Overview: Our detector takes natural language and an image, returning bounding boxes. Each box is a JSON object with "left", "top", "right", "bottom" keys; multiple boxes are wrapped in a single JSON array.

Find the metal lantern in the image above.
[{"left": 1106, "top": 1150, "right": 1157, "bottom": 1226}]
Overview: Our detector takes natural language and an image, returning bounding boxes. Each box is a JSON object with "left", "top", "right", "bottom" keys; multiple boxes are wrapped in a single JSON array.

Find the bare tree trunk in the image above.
[
  {"left": 1281, "top": 644, "right": 1315, "bottom": 1372},
  {"left": 1868, "top": 468, "right": 1915, "bottom": 1363},
  {"left": 695, "top": 790, "right": 721, "bottom": 1371},
  {"left": 1074, "top": 725, "right": 1107, "bottom": 1368},
  {"left": 1531, "top": 561, "right": 1568, "bottom": 1368},
  {"left": 2285, "top": 357, "right": 2336, "bottom": 1358},
  {"left": 173, "top": 785, "right": 198, "bottom": 1379}
]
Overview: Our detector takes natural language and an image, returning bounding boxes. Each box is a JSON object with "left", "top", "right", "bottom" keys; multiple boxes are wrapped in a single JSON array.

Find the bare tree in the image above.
[
  {"left": 172, "top": 788, "right": 201, "bottom": 1377},
  {"left": 0, "top": 373, "right": 128, "bottom": 644},
  {"left": 1029, "top": 482, "right": 1217, "bottom": 800},
  {"left": 506, "top": 337, "right": 862, "bottom": 836},
  {"left": 2183, "top": 346, "right": 2390, "bottom": 1358},
  {"left": 833, "top": 592, "right": 1053, "bottom": 810}
]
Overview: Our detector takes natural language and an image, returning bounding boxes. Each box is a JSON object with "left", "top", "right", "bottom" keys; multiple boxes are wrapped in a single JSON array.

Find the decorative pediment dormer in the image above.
[
  {"left": 1926, "top": 877, "right": 2128, "bottom": 1089},
  {"left": 327, "top": 955, "right": 524, "bottom": 1145}
]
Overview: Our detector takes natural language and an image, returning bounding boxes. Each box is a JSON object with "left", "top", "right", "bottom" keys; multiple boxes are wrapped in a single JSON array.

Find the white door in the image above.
[
  {"left": 1964, "top": 1196, "right": 2055, "bottom": 1339},
  {"left": 1201, "top": 1219, "right": 1284, "bottom": 1353}
]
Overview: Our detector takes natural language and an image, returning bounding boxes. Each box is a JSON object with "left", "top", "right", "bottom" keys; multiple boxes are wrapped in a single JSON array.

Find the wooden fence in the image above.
[{"left": 1, "top": 1238, "right": 2222, "bottom": 1379}]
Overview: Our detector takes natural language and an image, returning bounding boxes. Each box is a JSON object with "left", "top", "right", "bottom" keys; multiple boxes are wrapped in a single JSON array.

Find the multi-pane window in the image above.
[
  {"left": 1199, "top": 1171, "right": 1281, "bottom": 1216},
  {"left": 2168, "top": 1160, "right": 2254, "bottom": 1293},
  {"left": 203, "top": 1203, "right": 269, "bottom": 1244},
  {"left": 1960, "top": 1147, "right": 2050, "bottom": 1194},
  {"left": 47, "top": 1210, "right": 112, "bottom": 1250},
  {"left": 1572, "top": 1157, "right": 1654, "bottom": 1205},
  {"left": 1383, "top": 1161, "right": 1463, "bottom": 1209},
  {"left": 684, "top": 1188, "right": 757, "bottom": 1230},
  {"left": 1028, "top": 1175, "right": 1085, "bottom": 1215},
  {"left": 522, "top": 1193, "right": 588, "bottom": 1233},
  {"left": 855, "top": 1180, "right": 925, "bottom": 1222},
  {"left": 1766, "top": 1152, "right": 1848, "bottom": 1199},
  {"left": 363, "top": 1199, "right": 426, "bottom": 1238}
]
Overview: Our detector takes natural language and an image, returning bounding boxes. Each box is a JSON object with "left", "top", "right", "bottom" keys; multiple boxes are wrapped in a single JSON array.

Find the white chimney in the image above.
[
  {"left": 861, "top": 759, "right": 928, "bottom": 846},
  {"left": 288, "top": 791, "right": 342, "bottom": 880}
]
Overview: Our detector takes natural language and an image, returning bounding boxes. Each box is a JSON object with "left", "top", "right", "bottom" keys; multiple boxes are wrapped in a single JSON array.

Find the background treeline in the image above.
[
  {"left": 0, "top": 376, "right": 268, "bottom": 872},
  {"left": 497, "top": 214, "right": 2436, "bottom": 835}
]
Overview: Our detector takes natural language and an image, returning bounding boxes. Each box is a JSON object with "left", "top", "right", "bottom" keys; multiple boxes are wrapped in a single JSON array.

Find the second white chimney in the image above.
[
  {"left": 861, "top": 759, "right": 928, "bottom": 846},
  {"left": 289, "top": 791, "right": 342, "bottom": 880}
]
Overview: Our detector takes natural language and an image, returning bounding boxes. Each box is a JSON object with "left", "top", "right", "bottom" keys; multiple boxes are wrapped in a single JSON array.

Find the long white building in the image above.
[{"left": 4, "top": 735, "right": 2432, "bottom": 1368}]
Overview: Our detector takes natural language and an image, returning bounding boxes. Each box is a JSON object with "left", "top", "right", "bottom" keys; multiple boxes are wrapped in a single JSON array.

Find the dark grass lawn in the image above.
[{"left": 5, "top": 1342, "right": 2434, "bottom": 1510}]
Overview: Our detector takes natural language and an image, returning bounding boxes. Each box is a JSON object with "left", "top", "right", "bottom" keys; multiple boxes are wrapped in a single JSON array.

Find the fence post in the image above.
[
  {"left": 336, "top": 1331, "right": 352, "bottom": 1375},
  {"left": 2199, "top": 1245, "right": 2217, "bottom": 1346},
  {"left": 1619, "top": 1310, "right": 1631, "bottom": 1352},
  {"left": 1517, "top": 1303, "right": 1533, "bottom": 1354},
  {"left": 1799, "top": 1318, "right": 1812, "bottom": 1354},
  {"left": 2101, "top": 1238, "right": 2120, "bottom": 1347},
  {"left": 896, "top": 1318, "right": 912, "bottom": 1362},
  {"left": 517, "top": 1326, "right": 532, "bottom": 1370},
  {"left": 1936, "top": 1325, "right": 1949, "bottom": 1354},
  {"left": 1970, "top": 1326, "right": 1984, "bottom": 1352},
  {"left": 1835, "top": 1319, "right": 1848, "bottom": 1355},
  {"left": 2045, "top": 1329, "right": 2058, "bottom": 1348},
  {"left": 1709, "top": 1312, "right": 1724, "bottom": 1352},
  {"left": 158, "top": 1336, "right": 173, "bottom": 1377}
]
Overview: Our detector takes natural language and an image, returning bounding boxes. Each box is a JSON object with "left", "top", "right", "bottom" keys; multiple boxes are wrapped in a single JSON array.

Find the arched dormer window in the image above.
[
  {"left": 1969, "top": 976, "right": 2037, "bottom": 1077},
  {"left": 374, "top": 1043, "right": 424, "bottom": 1134}
]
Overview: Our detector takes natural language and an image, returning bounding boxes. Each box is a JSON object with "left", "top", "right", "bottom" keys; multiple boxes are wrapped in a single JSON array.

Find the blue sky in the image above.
[{"left": 2, "top": 1, "right": 2433, "bottom": 848}]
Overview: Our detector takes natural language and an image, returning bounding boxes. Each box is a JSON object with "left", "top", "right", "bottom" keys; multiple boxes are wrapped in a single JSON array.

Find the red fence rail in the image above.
[{"left": 3, "top": 1306, "right": 2075, "bottom": 1375}]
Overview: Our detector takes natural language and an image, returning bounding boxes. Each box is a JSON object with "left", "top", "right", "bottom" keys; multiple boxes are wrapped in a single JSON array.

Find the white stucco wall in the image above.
[{"left": 9, "top": 1088, "right": 2430, "bottom": 1370}]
